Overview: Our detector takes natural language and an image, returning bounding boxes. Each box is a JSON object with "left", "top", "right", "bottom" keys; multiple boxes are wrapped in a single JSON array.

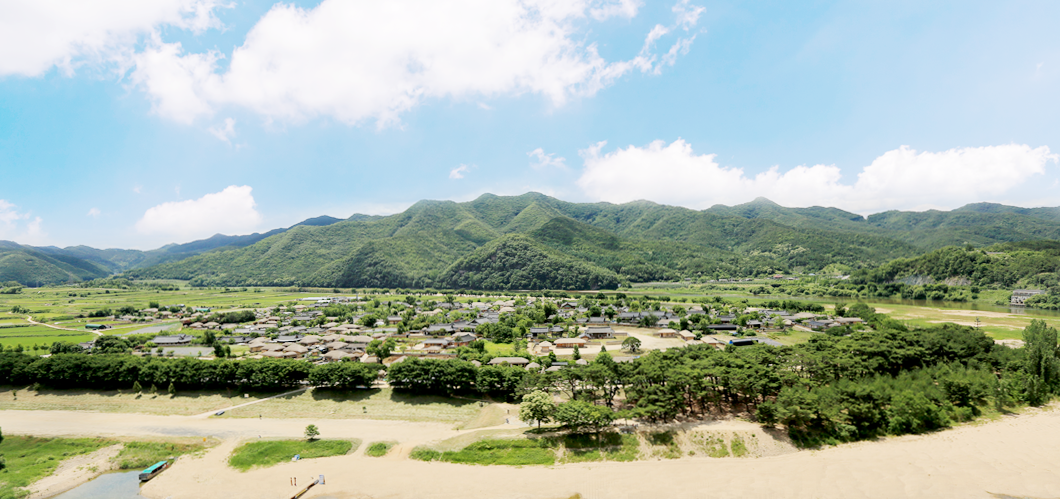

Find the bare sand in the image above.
[
  {"left": 26, "top": 444, "right": 122, "bottom": 498},
  {"left": 8, "top": 407, "right": 1060, "bottom": 499}
]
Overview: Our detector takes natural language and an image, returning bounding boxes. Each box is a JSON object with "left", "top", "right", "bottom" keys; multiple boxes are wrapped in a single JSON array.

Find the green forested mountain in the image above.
[
  {"left": 0, "top": 242, "right": 110, "bottom": 285},
  {"left": 10, "top": 193, "right": 1060, "bottom": 290},
  {"left": 120, "top": 193, "right": 1060, "bottom": 290},
  {"left": 854, "top": 241, "right": 1060, "bottom": 289},
  {"left": 0, "top": 215, "right": 346, "bottom": 285}
]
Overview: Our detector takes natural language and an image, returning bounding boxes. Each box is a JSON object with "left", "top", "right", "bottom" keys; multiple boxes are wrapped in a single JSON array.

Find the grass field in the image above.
[
  {"left": 0, "top": 435, "right": 114, "bottom": 498},
  {"left": 222, "top": 387, "right": 488, "bottom": 423},
  {"left": 228, "top": 439, "right": 357, "bottom": 471},
  {"left": 112, "top": 440, "right": 211, "bottom": 470},
  {"left": 0, "top": 386, "right": 270, "bottom": 416},
  {"left": 0, "top": 385, "right": 503, "bottom": 426},
  {"left": 412, "top": 432, "right": 643, "bottom": 466},
  {"left": 0, "top": 324, "right": 97, "bottom": 350},
  {"left": 412, "top": 438, "right": 556, "bottom": 466}
]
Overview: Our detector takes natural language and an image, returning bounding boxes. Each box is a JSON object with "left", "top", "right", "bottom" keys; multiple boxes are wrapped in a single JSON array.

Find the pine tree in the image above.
[
  {"left": 168, "top": 382, "right": 176, "bottom": 395},
  {"left": 132, "top": 381, "right": 142, "bottom": 393}
]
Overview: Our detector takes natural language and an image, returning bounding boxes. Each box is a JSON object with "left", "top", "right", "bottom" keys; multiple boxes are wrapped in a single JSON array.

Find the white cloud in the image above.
[
  {"left": 87, "top": 207, "right": 101, "bottom": 218},
  {"left": 133, "top": 185, "right": 142, "bottom": 194},
  {"left": 528, "top": 148, "right": 567, "bottom": 169},
  {"left": 0, "top": 0, "right": 223, "bottom": 77},
  {"left": 208, "top": 117, "right": 236, "bottom": 143},
  {"left": 0, "top": 200, "right": 46, "bottom": 244},
  {"left": 450, "top": 164, "right": 473, "bottom": 180},
  {"left": 131, "top": 0, "right": 702, "bottom": 125},
  {"left": 672, "top": 0, "right": 705, "bottom": 30},
  {"left": 135, "top": 185, "right": 263, "bottom": 240},
  {"left": 576, "top": 139, "right": 1059, "bottom": 213}
]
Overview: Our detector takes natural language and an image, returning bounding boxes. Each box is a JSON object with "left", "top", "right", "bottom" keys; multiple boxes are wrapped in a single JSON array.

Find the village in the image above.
[{"left": 105, "top": 293, "right": 870, "bottom": 369}]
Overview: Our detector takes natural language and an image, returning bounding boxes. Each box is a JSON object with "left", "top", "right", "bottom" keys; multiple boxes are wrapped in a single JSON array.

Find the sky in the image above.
[{"left": 1, "top": 0, "right": 1060, "bottom": 250}]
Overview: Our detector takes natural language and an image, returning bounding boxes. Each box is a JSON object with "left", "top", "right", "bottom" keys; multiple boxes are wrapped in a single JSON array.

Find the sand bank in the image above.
[{"left": 140, "top": 409, "right": 1060, "bottom": 499}]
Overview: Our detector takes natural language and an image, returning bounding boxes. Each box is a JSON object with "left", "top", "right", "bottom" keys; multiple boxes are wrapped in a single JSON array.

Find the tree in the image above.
[
  {"left": 518, "top": 390, "right": 556, "bottom": 428},
  {"left": 554, "top": 400, "right": 615, "bottom": 433},
  {"left": 572, "top": 345, "right": 581, "bottom": 361},
  {"left": 213, "top": 344, "right": 226, "bottom": 358},
  {"left": 132, "top": 381, "right": 142, "bottom": 393},
  {"left": 304, "top": 424, "right": 320, "bottom": 440},
  {"left": 167, "top": 382, "right": 176, "bottom": 396},
  {"left": 622, "top": 336, "right": 642, "bottom": 353},
  {"left": 93, "top": 336, "right": 130, "bottom": 354},
  {"left": 1022, "top": 319, "right": 1060, "bottom": 405},
  {"left": 49, "top": 342, "right": 84, "bottom": 355}
]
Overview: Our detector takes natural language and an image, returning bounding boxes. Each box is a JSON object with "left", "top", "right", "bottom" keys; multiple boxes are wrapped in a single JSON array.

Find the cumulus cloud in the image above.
[
  {"left": 135, "top": 185, "right": 263, "bottom": 240},
  {"left": 208, "top": 117, "right": 236, "bottom": 143},
  {"left": 576, "top": 139, "right": 1059, "bottom": 213},
  {"left": 450, "top": 164, "right": 473, "bottom": 180},
  {"left": 87, "top": 207, "right": 101, "bottom": 218},
  {"left": 0, "top": 200, "right": 45, "bottom": 244},
  {"left": 131, "top": 0, "right": 703, "bottom": 125},
  {"left": 0, "top": 0, "right": 223, "bottom": 77},
  {"left": 528, "top": 148, "right": 567, "bottom": 169}
]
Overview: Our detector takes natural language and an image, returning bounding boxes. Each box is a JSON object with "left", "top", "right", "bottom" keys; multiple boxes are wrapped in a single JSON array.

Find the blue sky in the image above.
[{"left": 1, "top": 0, "right": 1059, "bottom": 249}]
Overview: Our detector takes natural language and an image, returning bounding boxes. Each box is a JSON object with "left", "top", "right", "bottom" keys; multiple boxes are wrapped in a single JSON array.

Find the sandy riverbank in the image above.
[
  {"left": 10, "top": 407, "right": 1060, "bottom": 499},
  {"left": 147, "top": 407, "right": 1059, "bottom": 499}
]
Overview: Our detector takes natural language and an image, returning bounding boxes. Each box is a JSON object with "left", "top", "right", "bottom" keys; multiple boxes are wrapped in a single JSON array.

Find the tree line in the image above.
[{"left": 0, "top": 355, "right": 380, "bottom": 392}]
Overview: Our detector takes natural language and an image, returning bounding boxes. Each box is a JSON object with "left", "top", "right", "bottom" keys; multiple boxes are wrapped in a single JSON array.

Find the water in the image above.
[{"left": 52, "top": 471, "right": 143, "bottom": 499}]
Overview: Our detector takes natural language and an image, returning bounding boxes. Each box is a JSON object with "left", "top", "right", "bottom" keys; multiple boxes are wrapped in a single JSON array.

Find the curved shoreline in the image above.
[{"left": 8, "top": 405, "right": 1059, "bottom": 499}]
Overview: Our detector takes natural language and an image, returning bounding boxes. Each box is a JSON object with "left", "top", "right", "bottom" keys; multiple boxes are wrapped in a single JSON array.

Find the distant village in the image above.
[{"left": 77, "top": 293, "right": 868, "bottom": 370}]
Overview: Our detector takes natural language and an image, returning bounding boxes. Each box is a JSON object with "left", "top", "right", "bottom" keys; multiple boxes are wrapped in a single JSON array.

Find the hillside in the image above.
[
  {"left": 0, "top": 215, "right": 346, "bottom": 286},
  {"left": 0, "top": 242, "right": 110, "bottom": 285},
  {"left": 10, "top": 193, "right": 1060, "bottom": 290},
  {"left": 853, "top": 241, "right": 1060, "bottom": 289},
  {"left": 126, "top": 192, "right": 1023, "bottom": 290}
]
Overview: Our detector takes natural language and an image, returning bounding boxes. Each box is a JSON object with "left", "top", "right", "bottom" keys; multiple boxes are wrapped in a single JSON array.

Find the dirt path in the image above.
[
  {"left": 26, "top": 316, "right": 87, "bottom": 334},
  {"left": 189, "top": 388, "right": 310, "bottom": 418},
  {"left": 25, "top": 444, "right": 123, "bottom": 498}
]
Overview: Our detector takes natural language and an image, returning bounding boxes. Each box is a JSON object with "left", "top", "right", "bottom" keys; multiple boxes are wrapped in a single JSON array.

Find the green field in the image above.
[
  {"left": 228, "top": 439, "right": 357, "bottom": 471},
  {"left": 0, "top": 324, "right": 97, "bottom": 350},
  {"left": 0, "top": 435, "right": 114, "bottom": 498}
]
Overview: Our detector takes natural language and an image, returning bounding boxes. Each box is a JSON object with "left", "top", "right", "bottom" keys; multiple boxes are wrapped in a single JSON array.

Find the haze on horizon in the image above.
[{"left": 2, "top": 0, "right": 1059, "bottom": 249}]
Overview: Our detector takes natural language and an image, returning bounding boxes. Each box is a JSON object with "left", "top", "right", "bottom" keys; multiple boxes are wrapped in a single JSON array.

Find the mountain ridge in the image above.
[{"left": 7, "top": 194, "right": 1060, "bottom": 289}]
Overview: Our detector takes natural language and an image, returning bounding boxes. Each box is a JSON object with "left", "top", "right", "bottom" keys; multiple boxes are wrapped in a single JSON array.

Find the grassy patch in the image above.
[
  {"left": 113, "top": 440, "right": 208, "bottom": 470},
  {"left": 0, "top": 436, "right": 114, "bottom": 499},
  {"left": 228, "top": 439, "right": 357, "bottom": 471},
  {"left": 0, "top": 386, "right": 270, "bottom": 416},
  {"left": 558, "top": 432, "right": 639, "bottom": 463},
  {"left": 412, "top": 438, "right": 555, "bottom": 466},
  {"left": 484, "top": 342, "right": 515, "bottom": 356},
  {"left": 730, "top": 435, "right": 750, "bottom": 457},
  {"left": 645, "top": 431, "right": 681, "bottom": 460},
  {"left": 455, "top": 403, "right": 511, "bottom": 430},
  {"left": 689, "top": 433, "right": 729, "bottom": 458},
  {"left": 364, "top": 441, "right": 395, "bottom": 457},
  {"left": 225, "top": 387, "right": 483, "bottom": 423}
]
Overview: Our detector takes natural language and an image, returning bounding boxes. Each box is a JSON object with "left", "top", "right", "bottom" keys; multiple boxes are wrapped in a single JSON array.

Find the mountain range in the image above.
[{"left": 5, "top": 193, "right": 1060, "bottom": 290}]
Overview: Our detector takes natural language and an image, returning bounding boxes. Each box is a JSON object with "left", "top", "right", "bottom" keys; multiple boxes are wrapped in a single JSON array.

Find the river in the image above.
[{"left": 52, "top": 471, "right": 143, "bottom": 499}]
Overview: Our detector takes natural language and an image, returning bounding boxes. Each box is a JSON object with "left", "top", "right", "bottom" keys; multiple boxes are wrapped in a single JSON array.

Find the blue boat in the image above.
[{"left": 138, "top": 461, "right": 169, "bottom": 482}]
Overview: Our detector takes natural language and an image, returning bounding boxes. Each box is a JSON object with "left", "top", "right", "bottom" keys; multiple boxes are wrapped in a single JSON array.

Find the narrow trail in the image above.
[
  {"left": 26, "top": 316, "right": 89, "bottom": 334},
  {"left": 190, "top": 388, "right": 311, "bottom": 418}
]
